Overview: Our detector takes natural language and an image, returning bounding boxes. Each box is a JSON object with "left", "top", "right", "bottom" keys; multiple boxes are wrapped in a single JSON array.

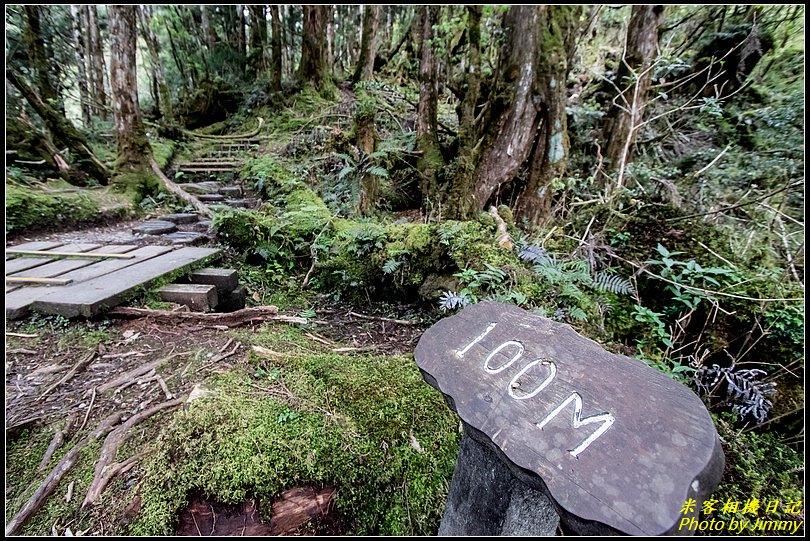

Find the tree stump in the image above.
[{"left": 414, "top": 301, "right": 724, "bottom": 535}]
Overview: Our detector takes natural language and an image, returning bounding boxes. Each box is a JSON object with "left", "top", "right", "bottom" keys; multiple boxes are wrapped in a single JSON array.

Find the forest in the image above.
[{"left": 4, "top": 4, "right": 805, "bottom": 536}]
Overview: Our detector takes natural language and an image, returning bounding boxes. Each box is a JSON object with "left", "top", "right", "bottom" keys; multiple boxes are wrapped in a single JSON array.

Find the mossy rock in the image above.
[{"left": 5, "top": 185, "right": 99, "bottom": 234}]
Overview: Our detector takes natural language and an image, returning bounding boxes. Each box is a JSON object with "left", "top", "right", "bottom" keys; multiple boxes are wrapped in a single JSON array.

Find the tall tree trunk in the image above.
[
  {"left": 416, "top": 6, "right": 442, "bottom": 213},
  {"left": 138, "top": 6, "right": 173, "bottom": 124},
  {"left": 7, "top": 67, "right": 109, "bottom": 184},
  {"left": 108, "top": 5, "right": 152, "bottom": 171},
  {"left": 248, "top": 5, "right": 267, "bottom": 77},
  {"left": 201, "top": 6, "right": 216, "bottom": 50},
  {"left": 352, "top": 5, "right": 380, "bottom": 83},
  {"left": 326, "top": 6, "right": 335, "bottom": 73},
  {"left": 22, "top": 6, "right": 60, "bottom": 112},
  {"left": 603, "top": 5, "right": 666, "bottom": 183},
  {"left": 87, "top": 6, "right": 109, "bottom": 121},
  {"left": 236, "top": 5, "right": 246, "bottom": 59},
  {"left": 283, "top": 5, "right": 293, "bottom": 79},
  {"left": 299, "top": 5, "right": 330, "bottom": 89},
  {"left": 446, "top": 6, "right": 483, "bottom": 219},
  {"left": 471, "top": 6, "right": 543, "bottom": 210},
  {"left": 515, "top": 6, "right": 581, "bottom": 224},
  {"left": 69, "top": 5, "right": 92, "bottom": 127},
  {"left": 269, "top": 5, "right": 283, "bottom": 92}
]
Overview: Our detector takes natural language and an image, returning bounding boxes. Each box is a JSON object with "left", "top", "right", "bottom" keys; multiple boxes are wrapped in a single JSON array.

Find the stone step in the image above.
[
  {"left": 159, "top": 283, "right": 218, "bottom": 312},
  {"left": 164, "top": 232, "right": 208, "bottom": 245},
  {"left": 198, "top": 194, "right": 227, "bottom": 202},
  {"left": 179, "top": 165, "right": 239, "bottom": 173},
  {"left": 132, "top": 220, "right": 177, "bottom": 235},
  {"left": 190, "top": 267, "right": 238, "bottom": 293},
  {"left": 217, "top": 285, "right": 246, "bottom": 312},
  {"left": 193, "top": 220, "right": 213, "bottom": 232},
  {"left": 223, "top": 199, "right": 250, "bottom": 208},
  {"left": 218, "top": 186, "right": 243, "bottom": 197},
  {"left": 182, "top": 183, "right": 222, "bottom": 195},
  {"left": 159, "top": 213, "right": 200, "bottom": 224},
  {"left": 179, "top": 161, "right": 241, "bottom": 167}
]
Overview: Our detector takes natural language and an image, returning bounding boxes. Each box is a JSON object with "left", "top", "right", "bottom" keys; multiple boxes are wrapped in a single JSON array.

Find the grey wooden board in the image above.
[
  {"left": 413, "top": 301, "right": 724, "bottom": 536},
  {"left": 32, "top": 247, "right": 220, "bottom": 317},
  {"left": 6, "top": 241, "right": 65, "bottom": 257},
  {"left": 6, "top": 244, "right": 104, "bottom": 293},
  {"left": 5, "top": 243, "right": 102, "bottom": 276},
  {"left": 5, "top": 245, "right": 174, "bottom": 319}
]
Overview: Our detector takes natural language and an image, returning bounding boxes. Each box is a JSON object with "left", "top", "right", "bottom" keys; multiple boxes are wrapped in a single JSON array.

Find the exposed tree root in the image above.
[
  {"left": 97, "top": 350, "right": 187, "bottom": 393},
  {"left": 149, "top": 157, "right": 212, "bottom": 218},
  {"left": 5, "top": 413, "right": 123, "bottom": 536},
  {"left": 40, "top": 349, "right": 96, "bottom": 398},
  {"left": 82, "top": 397, "right": 186, "bottom": 508},
  {"left": 108, "top": 305, "right": 308, "bottom": 327},
  {"left": 346, "top": 310, "right": 421, "bottom": 326},
  {"left": 37, "top": 414, "right": 77, "bottom": 473}
]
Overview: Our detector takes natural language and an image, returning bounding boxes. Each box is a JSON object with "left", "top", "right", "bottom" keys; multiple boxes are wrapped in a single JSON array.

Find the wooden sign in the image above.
[{"left": 414, "top": 301, "right": 724, "bottom": 535}]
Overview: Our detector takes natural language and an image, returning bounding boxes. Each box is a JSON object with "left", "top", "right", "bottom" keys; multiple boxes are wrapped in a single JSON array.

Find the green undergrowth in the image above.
[
  {"left": 711, "top": 414, "right": 804, "bottom": 530},
  {"left": 6, "top": 184, "right": 100, "bottom": 234},
  {"left": 131, "top": 326, "right": 459, "bottom": 535}
]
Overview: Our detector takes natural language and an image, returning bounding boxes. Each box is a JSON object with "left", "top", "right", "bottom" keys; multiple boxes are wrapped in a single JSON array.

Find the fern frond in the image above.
[
  {"left": 593, "top": 271, "right": 635, "bottom": 296},
  {"left": 366, "top": 165, "right": 389, "bottom": 178}
]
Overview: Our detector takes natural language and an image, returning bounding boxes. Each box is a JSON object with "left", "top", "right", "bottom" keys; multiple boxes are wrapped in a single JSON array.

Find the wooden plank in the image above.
[
  {"left": 6, "top": 277, "right": 73, "bottom": 285},
  {"left": 5, "top": 241, "right": 65, "bottom": 257},
  {"left": 32, "top": 247, "right": 220, "bottom": 318},
  {"left": 5, "top": 245, "right": 174, "bottom": 320},
  {"left": 5, "top": 243, "right": 101, "bottom": 275},
  {"left": 6, "top": 249, "right": 136, "bottom": 259},
  {"left": 414, "top": 301, "right": 724, "bottom": 536},
  {"left": 5, "top": 245, "right": 137, "bottom": 293}
]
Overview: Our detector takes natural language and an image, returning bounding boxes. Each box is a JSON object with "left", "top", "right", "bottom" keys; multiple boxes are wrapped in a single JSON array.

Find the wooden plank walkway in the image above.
[{"left": 5, "top": 244, "right": 220, "bottom": 319}]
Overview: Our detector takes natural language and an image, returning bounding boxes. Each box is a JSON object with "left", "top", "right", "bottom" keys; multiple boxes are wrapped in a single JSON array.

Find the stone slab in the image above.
[
  {"left": 132, "top": 220, "right": 177, "bottom": 235},
  {"left": 224, "top": 199, "right": 249, "bottom": 208},
  {"left": 198, "top": 194, "right": 226, "bottom": 202},
  {"left": 30, "top": 247, "right": 220, "bottom": 318},
  {"left": 414, "top": 301, "right": 724, "bottom": 535},
  {"left": 159, "top": 213, "right": 200, "bottom": 224},
  {"left": 5, "top": 245, "right": 173, "bottom": 320},
  {"left": 218, "top": 186, "right": 243, "bottom": 197},
  {"left": 216, "top": 286, "right": 247, "bottom": 312},
  {"left": 165, "top": 232, "right": 208, "bottom": 245},
  {"left": 190, "top": 268, "right": 238, "bottom": 293},
  {"left": 192, "top": 220, "right": 213, "bottom": 232},
  {"left": 159, "top": 283, "right": 218, "bottom": 312}
]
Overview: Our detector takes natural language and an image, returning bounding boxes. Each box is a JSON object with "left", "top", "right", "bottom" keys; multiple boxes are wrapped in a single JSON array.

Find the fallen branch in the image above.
[
  {"left": 347, "top": 311, "right": 421, "bottom": 326},
  {"left": 98, "top": 350, "right": 186, "bottom": 393},
  {"left": 82, "top": 397, "right": 185, "bottom": 508},
  {"left": 6, "top": 332, "right": 38, "bottom": 338},
  {"left": 195, "top": 343, "right": 240, "bottom": 373},
  {"left": 108, "top": 306, "right": 307, "bottom": 327},
  {"left": 5, "top": 413, "right": 123, "bottom": 536},
  {"left": 182, "top": 117, "right": 264, "bottom": 140},
  {"left": 149, "top": 157, "right": 212, "bottom": 218},
  {"left": 40, "top": 350, "right": 97, "bottom": 398}
]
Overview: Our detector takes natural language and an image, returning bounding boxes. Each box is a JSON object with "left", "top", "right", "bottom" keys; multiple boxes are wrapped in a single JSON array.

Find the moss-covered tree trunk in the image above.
[
  {"left": 352, "top": 5, "right": 380, "bottom": 83},
  {"left": 299, "top": 5, "right": 331, "bottom": 90},
  {"left": 603, "top": 5, "right": 665, "bottom": 180},
  {"left": 445, "top": 6, "right": 482, "bottom": 220},
  {"left": 201, "top": 6, "right": 216, "bottom": 50},
  {"left": 471, "top": 6, "right": 544, "bottom": 211},
  {"left": 416, "top": 6, "right": 443, "bottom": 216},
  {"left": 86, "top": 6, "right": 109, "bottom": 121},
  {"left": 138, "top": 6, "right": 174, "bottom": 125},
  {"left": 68, "top": 5, "right": 92, "bottom": 127},
  {"left": 108, "top": 5, "right": 152, "bottom": 171},
  {"left": 248, "top": 5, "right": 267, "bottom": 77},
  {"left": 515, "top": 6, "right": 580, "bottom": 224},
  {"left": 269, "top": 5, "right": 283, "bottom": 92},
  {"left": 355, "top": 105, "right": 379, "bottom": 216},
  {"left": 22, "top": 6, "right": 60, "bottom": 113},
  {"left": 6, "top": 67, "right": 110, "bottom": 184}
]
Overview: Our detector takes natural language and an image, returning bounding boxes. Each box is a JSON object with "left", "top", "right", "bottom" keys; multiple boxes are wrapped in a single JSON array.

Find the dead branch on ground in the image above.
[{"left": 108, "top": 306, "right": 307, "bottom": 327}]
